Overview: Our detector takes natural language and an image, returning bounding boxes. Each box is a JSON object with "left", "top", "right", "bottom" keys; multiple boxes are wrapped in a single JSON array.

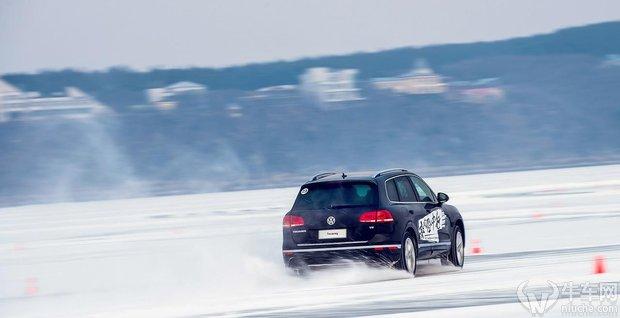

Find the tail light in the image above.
[
  {"left": 359, "top": 210, "right": 394, "bottom": 223},
  {"left": 283, "top": 215, "right": 305, "bottom": 228}
]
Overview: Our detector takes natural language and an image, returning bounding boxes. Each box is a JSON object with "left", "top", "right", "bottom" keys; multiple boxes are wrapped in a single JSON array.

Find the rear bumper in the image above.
[
  {"left": 283, "top": 243, "right": 401, "bottom": 253},
  {"left": 283, "top": 243, "right": 402, "bottom": 269}
]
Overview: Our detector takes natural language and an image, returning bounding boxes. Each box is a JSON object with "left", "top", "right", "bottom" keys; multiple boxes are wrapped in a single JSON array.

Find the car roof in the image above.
[{"left": 304, "top": 169, "right": 420, "bottom": 185}]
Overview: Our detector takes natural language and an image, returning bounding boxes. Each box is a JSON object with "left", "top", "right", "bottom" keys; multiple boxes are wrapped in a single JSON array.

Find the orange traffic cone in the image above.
[
  {"left": 471, "top": 239, "right": 483, "bottom": 254},
  {"left": 593, "top": 255, "right": 606, "bottom": 274}
]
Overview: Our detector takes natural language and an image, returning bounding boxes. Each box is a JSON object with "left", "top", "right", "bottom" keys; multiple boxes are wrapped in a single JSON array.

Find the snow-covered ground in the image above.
[{"left": 1, "top": 165, "right": 619, "bottom": 317}]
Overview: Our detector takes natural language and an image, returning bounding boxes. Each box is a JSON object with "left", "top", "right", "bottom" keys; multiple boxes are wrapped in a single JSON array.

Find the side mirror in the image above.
[{"left": 437, "top": 192, "right": 449, "bottom": 204}]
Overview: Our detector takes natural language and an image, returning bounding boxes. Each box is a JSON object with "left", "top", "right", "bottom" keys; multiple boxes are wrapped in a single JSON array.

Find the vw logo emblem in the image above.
[{"left": 326, "top": 216, "right": 336, "bottom": 225}]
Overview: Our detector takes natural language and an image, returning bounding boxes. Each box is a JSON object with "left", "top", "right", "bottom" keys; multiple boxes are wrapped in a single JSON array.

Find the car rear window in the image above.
[{"left": 293, "top": 182, "right": 378, "bottom": 210}]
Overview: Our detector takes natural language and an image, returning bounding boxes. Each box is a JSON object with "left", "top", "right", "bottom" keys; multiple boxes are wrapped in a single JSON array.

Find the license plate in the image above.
[{"left": 318, "top": 229, "right": 347, "bottom": 239}]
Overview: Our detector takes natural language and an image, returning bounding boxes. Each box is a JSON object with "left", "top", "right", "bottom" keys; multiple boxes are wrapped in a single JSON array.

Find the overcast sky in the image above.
[{"left": 1, "top": 0, "right": 619, "bottom": 74}]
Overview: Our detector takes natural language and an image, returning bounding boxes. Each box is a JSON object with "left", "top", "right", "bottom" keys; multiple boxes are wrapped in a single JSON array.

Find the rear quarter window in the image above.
[{"left": 386, "top": 179, "right": 399, "bottom": 201}]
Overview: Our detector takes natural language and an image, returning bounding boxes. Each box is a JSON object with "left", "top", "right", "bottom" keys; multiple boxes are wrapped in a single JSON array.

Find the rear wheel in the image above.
[
  {"left": 286, "top": 258, "right": 309, "bottom": 276},
  {"left": 398, "top": 233, "right": 417, "bottom": 276}
]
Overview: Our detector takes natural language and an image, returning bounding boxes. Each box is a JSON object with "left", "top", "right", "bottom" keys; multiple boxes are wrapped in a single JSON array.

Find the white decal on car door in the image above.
[{"left": 418, "top": 209, "right": 447, "bottom": 243}]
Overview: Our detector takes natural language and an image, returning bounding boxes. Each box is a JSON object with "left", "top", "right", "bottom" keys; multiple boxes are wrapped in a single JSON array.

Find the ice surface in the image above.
[{"left": 1, "top": 165, "right": 619, "bottom": 317}]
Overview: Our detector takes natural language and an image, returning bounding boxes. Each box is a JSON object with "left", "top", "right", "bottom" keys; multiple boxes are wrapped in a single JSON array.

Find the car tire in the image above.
[
  {"left": 286, "top": 258, "right": 309, "bottom": 277},
  {"left": 398, "top": 232, "right": 417, "bottom": 276},
  {"left": 440, "top": 257, "right": 451, "bottom": 266},
  {"left": 448, "top": 225, "right": 465, "bottom": 268}
]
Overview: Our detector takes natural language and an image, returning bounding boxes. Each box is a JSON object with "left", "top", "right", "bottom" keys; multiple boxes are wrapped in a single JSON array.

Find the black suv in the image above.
[{"left": 282, "top": 169, "right": 465, "bottom": 276}]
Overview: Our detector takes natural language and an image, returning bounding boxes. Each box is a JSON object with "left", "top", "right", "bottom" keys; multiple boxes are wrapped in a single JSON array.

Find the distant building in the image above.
[
  {"left": 299, "top": 67, "right": 364, "bottom": 103},
  {"left": 447, "top": 78, "right": 505, "bottom": 104},
  {"left": 0, "top": 79, "right": 108, "bottom": 122},
  {"left": 372, "top": 59, "right": 446, "bottom": 95},
  {"left": 243, "top": 84, "right": 298, "bottom": 100},
  {"left": 459, "top": 87, "right": 505, "bottom": 104},
  {"left": 145, "top": 81, "right": 208, "bottom": 110}
]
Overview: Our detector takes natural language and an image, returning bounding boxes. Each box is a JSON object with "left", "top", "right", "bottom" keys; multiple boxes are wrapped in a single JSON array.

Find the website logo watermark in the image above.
[
  {"left": 517, "top": 280, "right": 560, "bottom": 316},
  {"left": 517, "top": 280, "right": 618, "bottom": 317}
]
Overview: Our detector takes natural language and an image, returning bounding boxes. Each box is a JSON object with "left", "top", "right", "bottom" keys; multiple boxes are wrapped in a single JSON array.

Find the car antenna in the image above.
[{"left": 342, "top": 173, "right": 347, "bottom": 179}]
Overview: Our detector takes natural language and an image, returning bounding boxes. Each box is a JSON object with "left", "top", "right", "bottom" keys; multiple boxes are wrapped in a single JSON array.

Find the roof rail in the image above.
[
  {"left": 374, "top": 168, "right": 409, "bottom": 178},
  {"left": 311, "top": 172, "right": 338, "bottom": 181}
]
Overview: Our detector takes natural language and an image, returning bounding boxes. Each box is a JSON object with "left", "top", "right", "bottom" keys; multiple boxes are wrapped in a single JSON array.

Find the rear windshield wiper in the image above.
[{"left": 328, "top": 204, "right": 368, "bottom": 209}]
